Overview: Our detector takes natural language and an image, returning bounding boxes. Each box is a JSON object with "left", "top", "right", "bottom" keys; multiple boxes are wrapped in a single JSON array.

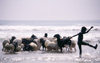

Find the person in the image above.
[{"left": 70, "top": 26, "right": 98, "bottom": 58}]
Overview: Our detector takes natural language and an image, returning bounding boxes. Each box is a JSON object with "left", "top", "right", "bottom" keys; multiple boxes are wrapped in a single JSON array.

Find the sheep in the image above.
[
  {"left": 2, "top": 38, "right": 24, "bottom": 53},
  {"left": 61, "top": 36, "right": 76, "bottom": 52},
  {"left": 39, "top": 33, "right": 58, "bottom": 51},
  {"left": 39, "top": 38, "right": 46, "bottom": 50},
  {"left": 34, "top": 37, "right": 49, "bottom": 51},
  {"left": 13, "top": 39, "right": 22, "bottom": 46},
  {"left": 34, "top": 37, "right": 57, "bottom": 51},
  {"left": 15, "top": 46, "right": 22, "bottom": 52},
  {"left": 4, "top": 43, "right": 15, "bottom": 53},
  {"left": 2, "top": 39, "right": 16, "bottom": 53},
  {"left": 54, "top": 34, "right": 76, "bottom": 52},
  {"left": 45, "top": 40, "right": 58, "bottom": 51},
  {"left": 22, "top": 38, "right": 33, "bottom": 51},
  {"left": 13, "top": 39, "right": 24, "bottom": 51},
  {"left": 29, "top": 42, "right": 38, "bottom": 51},
  {"left": 34, "top": 39, "right": 42, "bottom": 50},
  {"left": 2, "top": 40, "right": 10, "bottom": 51},
  {"left": 40, "top": 37, "right": 59, "bottom": 51},
  {"left": 22, "top": 37, "right": 39, "bottom": 51},
  {"left": 48, "top": 37, "right": 57, "bottom": 43},
  {"left": 13, "top": 38, "right": 39, "bottom": 51},
  {"left": 2, "top": 36, "right": 18, "bottom": 53},
  {"left": 68, "top": 40, "right": 76, "bottom": 52},
  {"left": 53, "top": 34, "right": 64, "bottom": 52}
]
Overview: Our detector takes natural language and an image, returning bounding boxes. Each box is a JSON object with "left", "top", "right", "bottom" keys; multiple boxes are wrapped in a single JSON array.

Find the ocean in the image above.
[
  {"left": 0, "top": 20, "right": 100, "bottom": 38},
  {"left": 0, "top": 20, "right": 100, "bottom": 63}
]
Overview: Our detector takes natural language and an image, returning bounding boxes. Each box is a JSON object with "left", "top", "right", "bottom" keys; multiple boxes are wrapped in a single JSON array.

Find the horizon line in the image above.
[{"left": 0, "top": 19, "right": 100, "bottom": 21}]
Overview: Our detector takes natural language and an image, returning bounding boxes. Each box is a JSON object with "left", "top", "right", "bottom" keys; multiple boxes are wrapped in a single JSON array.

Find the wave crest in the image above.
[{"left": 0, "top": 25, "right": 100, "bottom": 31}]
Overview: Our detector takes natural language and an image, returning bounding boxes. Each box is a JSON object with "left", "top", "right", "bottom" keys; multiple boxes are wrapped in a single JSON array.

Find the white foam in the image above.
[{"left": 0, "top": 25, "right": 100, "bottom": 31}]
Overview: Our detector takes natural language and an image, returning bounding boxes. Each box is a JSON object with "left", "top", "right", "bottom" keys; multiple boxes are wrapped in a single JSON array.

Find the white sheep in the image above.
[
  {"left": 13, "top": 39, "right": 24, "bottom": 51},
  {"left": 2, "top": 39, "right": 24, "bottom": 53},
  {"left": 29, "top": 42, "right": 38, "bottom": 51},
  {"left": 65, "top": 40, "right": 76, "bottom": 52},
  {"left": 2, "top": 40, "right": 15, "bottom": 53},
  {"left": 13, "top": 39, "right": 22, "bottom": 46},
  {"left": 34, "top": 39, "right": 41, "bottom": 50},
  {"left": 44, "top": 38, "right": 59, "bottom": 51},
  {"left": 4, "top": 43, "right": 15, "bottom": 53},
  {"left": 2, "top": 40, "right": 10, "bottom": 51},
  {"left": 16, "top": 46, "right": 22, "bottom": 52}
]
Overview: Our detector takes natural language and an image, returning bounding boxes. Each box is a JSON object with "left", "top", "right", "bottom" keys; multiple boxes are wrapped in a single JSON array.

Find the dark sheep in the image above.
[
  {"left": 40, "top": 38, "right": 46, "bottom": 50},
  {"left": 54, "top": 34, "right": 74, "bottom": 52},
  {"left": 22, "top": 36, "right": 38, "bottom": 51}
]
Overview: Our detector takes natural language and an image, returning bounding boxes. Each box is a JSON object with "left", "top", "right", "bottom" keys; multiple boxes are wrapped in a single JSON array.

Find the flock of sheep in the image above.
[{"left": 2, "top": 33, "right": 76, "bottom": 53}]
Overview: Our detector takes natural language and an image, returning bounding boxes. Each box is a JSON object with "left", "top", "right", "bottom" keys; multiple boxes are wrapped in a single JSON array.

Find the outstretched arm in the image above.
[
  {"left": 85, "top": 26, "right": 93, "bottom": 33},
  {"left": 70, "top": 33, "right": 79, "bottom": 39}
]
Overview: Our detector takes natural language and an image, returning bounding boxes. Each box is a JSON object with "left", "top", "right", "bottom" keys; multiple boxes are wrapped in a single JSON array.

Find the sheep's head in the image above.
[
  {"left": 54, "top": 34, "right": 61, "bottom": 39},
  {"left": 40, "top": 38, "right": 45, "bottom": 44}
]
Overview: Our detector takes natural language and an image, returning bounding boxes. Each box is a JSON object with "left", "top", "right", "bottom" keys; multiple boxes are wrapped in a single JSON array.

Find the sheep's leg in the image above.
[
  {"left": 44, "top": 47, "right": 46, "bottom": 51},
  {"left": 42, "top": 47, "right": 44, "bottom": 51},
  {"left": 60, "top": 47, "right": 63, "bottom": 53},
  {"left": 65, "top": 45, "right": 69, "bottom": 52},
  {"left": 55, "top": 48, "right": 58, "bottom": 52},
  {"left": 74, "top": 47, "right": 76, "bottom": 52},
  {"left": 69, "top": 47, "right": 72, "bottom": 53},
  {"left": 42, "top": 46, "right": 46, "bottom": 51},
  {"left": 2, "top": 48, "right": 5, "bottom": 51},
  {"left": 4, "top": 48, "right": 7, "bottom": 52}
]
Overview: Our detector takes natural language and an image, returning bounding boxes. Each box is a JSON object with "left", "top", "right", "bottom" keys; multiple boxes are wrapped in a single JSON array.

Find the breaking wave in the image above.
[{"left": 0, "top": 25, "right": 100, "bottom": 32}]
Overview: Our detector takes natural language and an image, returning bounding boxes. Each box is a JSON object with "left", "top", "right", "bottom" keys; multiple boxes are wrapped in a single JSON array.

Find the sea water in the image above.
[{"left": 0, "top": 20, "right": 100, "bottom": 63}]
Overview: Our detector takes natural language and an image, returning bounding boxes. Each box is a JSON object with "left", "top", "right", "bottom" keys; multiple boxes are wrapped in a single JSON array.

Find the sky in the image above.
[{"left": 0, "top": 0, "right": 100, "bottom": 21}]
